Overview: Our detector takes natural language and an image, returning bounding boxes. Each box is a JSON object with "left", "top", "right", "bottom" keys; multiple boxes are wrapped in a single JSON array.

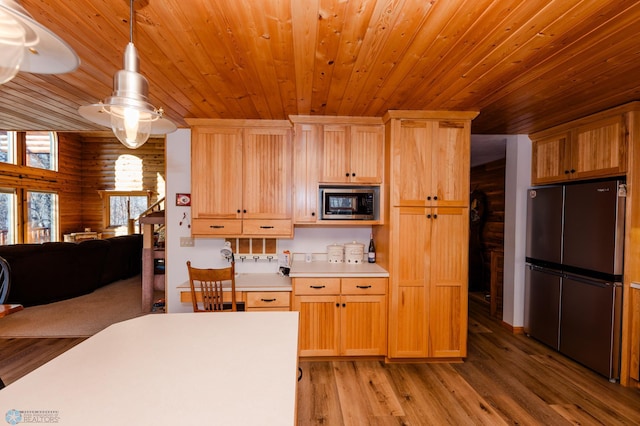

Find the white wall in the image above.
[
  {"left": 502, "top": 134, "right": 532, "bottom": 328},
  {"left": 165, "top": 129, "right": 372, "bottom": 312}
]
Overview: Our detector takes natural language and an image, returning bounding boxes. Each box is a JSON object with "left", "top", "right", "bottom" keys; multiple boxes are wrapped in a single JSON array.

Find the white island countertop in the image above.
[{"left": 0, "top": 312, "right": 299, "bottom": 425}]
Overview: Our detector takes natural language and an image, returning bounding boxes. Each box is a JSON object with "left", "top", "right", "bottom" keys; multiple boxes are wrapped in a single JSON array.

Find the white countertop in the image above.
[
  {"left": 289, "top": 260, "right": 389, "bottom": 277},
  {"left": 178, "top": 273, "right": 292, "bottom": 292},
  {"left": 0, "top": 312, "right": 299, "bottom": 425}
]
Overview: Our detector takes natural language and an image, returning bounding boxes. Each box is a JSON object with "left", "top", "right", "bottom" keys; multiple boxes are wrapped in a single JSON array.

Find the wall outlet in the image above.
[{"left": 180, "top": 237, "right": 195, "bottom": 247}]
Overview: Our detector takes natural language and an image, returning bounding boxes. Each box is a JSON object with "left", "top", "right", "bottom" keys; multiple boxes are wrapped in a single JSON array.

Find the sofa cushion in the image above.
[
  {"left": 0, "top": 242, "right": 84, "bottom": 306},
  {"left": 100, "top": 234, "right": 143, "bottom": 286},
  {"left": 0, "top": 235, "right": 142, "bottom": 307}
]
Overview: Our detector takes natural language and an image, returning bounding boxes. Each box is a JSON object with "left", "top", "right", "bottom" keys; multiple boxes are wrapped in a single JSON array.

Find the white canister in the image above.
[
  {"left": 344, "top": 241, "right": 364, "bottom": 264},
  {"left": 327, "top": 244, "right": 344, "bottom": 263}
]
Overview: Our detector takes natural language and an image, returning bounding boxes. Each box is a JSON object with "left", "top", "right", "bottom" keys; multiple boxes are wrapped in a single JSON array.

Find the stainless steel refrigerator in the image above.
[{"left": 525, "top": 179, "right": 625, "bottom": 381}]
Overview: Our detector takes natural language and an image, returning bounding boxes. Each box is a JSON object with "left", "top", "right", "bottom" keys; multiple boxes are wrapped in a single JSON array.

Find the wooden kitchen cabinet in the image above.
[
  {"left": 290, "top": 115, "right": 384, "bottom": 185},
  {"left": 385, "top": 112, "right": 475, "bottom": 207},
  {"left": 321, "top": 124, "right": 384, "bottom": 184},
  {"left": 293, "top": 277, "right": 387, "bottom": 357},
  {"left": 245, "top": 291, "right": 291, "bottom": 311},
  {"left": 187, "top": 119, "right": 293, "bottom": 238},
  {"left": 291, "top": 122, "right": 321, "bottom": 223},
  {"left": 531, "top": 115, "right": 626, "bottom": 185},
  {"left": 382, "top": 110, "right": 477, "bottom": 361},
  {"left": 387, "top": 206, "right": 468, "bottom": 358}
]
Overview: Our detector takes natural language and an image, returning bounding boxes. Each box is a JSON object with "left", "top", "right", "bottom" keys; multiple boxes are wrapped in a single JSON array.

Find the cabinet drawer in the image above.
[
  {"left": 341, "top": 278, "right": 387, "bottom": 295},
  {"left": 246, "top": 291, "right": 290, "bottom": 308},
  {"left": 192, "top": 219, "right": 242, "bottom": 236},
  {"left": 242, "top": 219, "right": 292, "bottom": 237},
  {"left": 294, "top": 278, "right": 341, "bottom": 295}
]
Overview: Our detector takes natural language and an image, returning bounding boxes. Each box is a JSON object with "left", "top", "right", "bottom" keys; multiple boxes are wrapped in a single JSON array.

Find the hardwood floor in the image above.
[
  {"left": 297, "top": 298, "right": 640, "bottom": 425},
  {"left": 1, "top": 299, "right": 639, "bottom": 424}
]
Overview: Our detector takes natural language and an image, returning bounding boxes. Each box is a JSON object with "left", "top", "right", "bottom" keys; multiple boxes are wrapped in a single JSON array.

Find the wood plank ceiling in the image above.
[{"left": 1, "top": 0, "right": 639, "bottom": 135}]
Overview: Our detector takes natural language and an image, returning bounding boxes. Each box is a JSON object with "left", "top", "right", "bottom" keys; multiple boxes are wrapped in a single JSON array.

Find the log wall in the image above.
[
  {"left": 469, "top": 158, "right": 506, "bottom": 303},
  {"left": 0, "top": 132, "right": 165, "bottom": 241},
  {"left": 80, "top": 134, "right": 166, "bottom": 235}
]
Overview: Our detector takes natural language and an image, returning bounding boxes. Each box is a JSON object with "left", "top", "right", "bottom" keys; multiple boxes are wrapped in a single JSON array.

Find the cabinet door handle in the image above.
[
  {"left": 260, "top": 226, "right": 274, "bottom": 229},
  {"left": 342, "top": 303, "right": 346, "bottom": 307},
  {"left": 426, "top": 214, "right": 431, "bottom": 219},
  {"left": 356, "top": 285, "right": 372, "bottom": 289},
  {"left": 260, "top": 298, "right": 276, "bottom": 303},
  {"left": 310, "top": 285, "right": 326, "bottom": 289},
  {"left": 433, "top": 195, "right": 438, "bottom": 200},
  {"left": 210, "top": 225, "right": 224, "bottom": 229},
  {"left": 433, "top": 214, "right": 438, "bottom": 219}
]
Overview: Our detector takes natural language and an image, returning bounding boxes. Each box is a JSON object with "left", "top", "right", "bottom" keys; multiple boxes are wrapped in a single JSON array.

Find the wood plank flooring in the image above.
[
  {"left": 296, "top": 298, "right": 640, "bottom": 425},
  {"left": 1, "top": 298, "right": 640, "bottom": 424}
]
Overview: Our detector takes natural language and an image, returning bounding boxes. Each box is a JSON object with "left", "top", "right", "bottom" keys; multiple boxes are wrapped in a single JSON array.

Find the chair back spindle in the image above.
[{"left": 186, "top": 261, "right": 237, "bottom": 312}]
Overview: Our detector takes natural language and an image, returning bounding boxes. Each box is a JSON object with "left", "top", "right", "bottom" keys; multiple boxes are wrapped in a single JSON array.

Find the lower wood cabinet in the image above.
[
  {"left": 387, "top": 206, "right": 468, "bottom": 360},
  {"left": 292, "top": 277, "right": 387, "bottom": 357},
  {"left": 245, "top": 291, "right": 291, "bottom": 311}
]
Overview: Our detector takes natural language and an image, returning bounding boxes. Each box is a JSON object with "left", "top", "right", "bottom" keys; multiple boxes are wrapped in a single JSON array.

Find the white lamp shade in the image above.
[
  {"left": 0, "top": 8, "right": 25, "bottom": 84},
  {"left": 0, "top": 0, "right": 79, "bottom": 77}
]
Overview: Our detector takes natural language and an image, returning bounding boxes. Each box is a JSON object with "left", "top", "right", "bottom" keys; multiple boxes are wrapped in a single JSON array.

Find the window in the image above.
[
  {"left": 0, "top": 189, "right": 17, "bottom": 245},
  {"left": 102, "top": 191, "right": 150, "bottom": 235},
  {"left": 0, "top": 131, "right": 16, "bottom": 164},
  {"left": 0, "top": 131, "right": 61, "bottom": 245},
  {"left": 26, "top": 191, "right": 58, "bottom": 243},
  {"left": 26, "top": 131, "right": 58, "bottom": 171}
]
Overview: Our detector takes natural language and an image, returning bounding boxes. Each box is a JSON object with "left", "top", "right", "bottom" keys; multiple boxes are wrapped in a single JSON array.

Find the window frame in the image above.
[
  {"left": 25, "top": 131, "right": 58, "bottom": 171},
  {"left": 24, "top": 190, "right": 59, "bottom": 244},
  {"left": 100, "top": 190, "right": 151, "bottom": 231}
]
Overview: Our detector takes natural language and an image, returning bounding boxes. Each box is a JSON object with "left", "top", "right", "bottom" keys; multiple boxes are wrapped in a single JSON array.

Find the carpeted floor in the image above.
[{"left": 0, "top": 276, "right": 164, "bottom": 338}]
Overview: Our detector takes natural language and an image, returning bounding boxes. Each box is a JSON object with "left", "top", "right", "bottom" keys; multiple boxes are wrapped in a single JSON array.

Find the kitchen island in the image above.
[{"left": 0, "top": 312, "right": 300, "bottom": 425}]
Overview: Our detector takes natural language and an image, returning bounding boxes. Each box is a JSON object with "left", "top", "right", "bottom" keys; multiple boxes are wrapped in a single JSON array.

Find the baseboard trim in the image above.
[{"left": 500, "top": 321, "right": 525, "bottom": 334}]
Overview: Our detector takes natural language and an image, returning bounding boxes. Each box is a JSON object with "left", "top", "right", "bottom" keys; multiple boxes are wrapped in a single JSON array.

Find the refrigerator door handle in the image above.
[
  {"left": 527, "top": 264, "right": 564, "bottom": 277},
  {"left": 564, "top": 274, "right": 612, "bottom": 288}
]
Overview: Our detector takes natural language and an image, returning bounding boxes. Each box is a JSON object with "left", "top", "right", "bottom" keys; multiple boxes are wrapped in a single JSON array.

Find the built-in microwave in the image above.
[{"left": 320, "top": 187, "right": 377, "bottom": 220}]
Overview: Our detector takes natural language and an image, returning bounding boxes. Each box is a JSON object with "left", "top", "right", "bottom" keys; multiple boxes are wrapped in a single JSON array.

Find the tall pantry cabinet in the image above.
[{"left": 380, "top": 111, "right": 478, "bottom": 360}]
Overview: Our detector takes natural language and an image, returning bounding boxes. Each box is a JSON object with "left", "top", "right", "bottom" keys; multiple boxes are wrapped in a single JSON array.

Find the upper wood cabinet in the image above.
[
  {"left": 290, "top": 115, "right": 384, "bottom": 185},
  {"left": 291, "top": 122, "right": 321, "bottom": 223},
  {"left": 321, "top": 124, "right": 384, "bottom": 184},
  {"left": 187, "top": 119, "right": 293, "bottom": 238},
  {"left": 290, "top": 115, "right": 385, "bottom": 226},
  {"left": 531, "top": 115, "right": 627, "bottom": 185},
  {"left": 385, "top": 111, "right": 476, "bottom": 208}
]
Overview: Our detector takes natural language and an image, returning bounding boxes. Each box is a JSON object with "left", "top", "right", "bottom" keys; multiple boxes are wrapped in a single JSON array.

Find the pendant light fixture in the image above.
[
  {"left": 78, "top": 0, "right": 176, "bottom": 149},
  {"left": 0, "top": 0, "right": 79, "bottom": 84}
]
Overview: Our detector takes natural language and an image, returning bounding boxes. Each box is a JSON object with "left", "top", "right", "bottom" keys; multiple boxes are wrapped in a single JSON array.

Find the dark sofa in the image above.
[{"left": 0, "top": 234, "right": 142, "bottom": 307}]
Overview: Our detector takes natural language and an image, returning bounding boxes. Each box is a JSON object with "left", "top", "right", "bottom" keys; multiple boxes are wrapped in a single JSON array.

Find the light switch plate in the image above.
[{"left": 180, "top": 237, "right": 194, "bottom": 247}]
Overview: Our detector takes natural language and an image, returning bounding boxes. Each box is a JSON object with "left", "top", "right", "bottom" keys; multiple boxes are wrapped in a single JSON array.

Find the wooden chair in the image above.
[{"left": 186, "top": 261, "right": 240, "bottom": 312}]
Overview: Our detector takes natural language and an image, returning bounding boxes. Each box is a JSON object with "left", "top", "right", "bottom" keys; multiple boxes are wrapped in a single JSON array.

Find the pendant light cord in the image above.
[{"left": 129, "top": 0, "right": 134, "bottom": 44}]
